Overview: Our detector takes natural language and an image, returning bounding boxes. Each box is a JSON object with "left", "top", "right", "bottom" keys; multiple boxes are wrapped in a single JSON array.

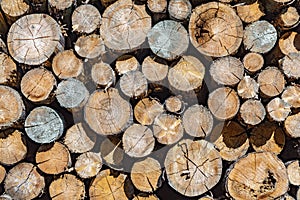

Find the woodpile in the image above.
[{"left": 0, "top": 0, "right": 299, "bottom": 199}]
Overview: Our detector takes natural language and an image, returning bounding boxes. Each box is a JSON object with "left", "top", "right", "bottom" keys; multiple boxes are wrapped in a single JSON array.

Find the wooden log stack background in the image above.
[{"left": 0, "top": 0, "right": 299, "bottom": 199}]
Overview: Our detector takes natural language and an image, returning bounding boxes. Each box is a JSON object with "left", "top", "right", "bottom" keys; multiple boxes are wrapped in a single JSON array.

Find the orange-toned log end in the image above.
[{"left": 0, "top": 165, "right": 6, "bottom": 184}]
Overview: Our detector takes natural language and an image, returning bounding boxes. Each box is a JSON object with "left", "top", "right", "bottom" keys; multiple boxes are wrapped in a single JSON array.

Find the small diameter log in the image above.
[
  {"left": 164, "top": 139, "right": 222, "bottom": 197},
  {"left": 153, "top": 114, "right": 183, "bottom": 145},
  {"left": 72, "top": 4, "right": 101, "bottom": 34},
  {"left": 257, "top": 67, "right": 286, "bottom": 97},
  {"left": 279, "top": 32, "right": 300, "bottom": 55},
  {"left": 142, "top": 56, "right": 168, "bottom": 83},
  {"left": 237, "top": 76, "right": 259, "bottom": 99},
  {"left": 21, "top": 67, "right": 56, "bottom": 103},
  {"left": 209, "top": 56, "right": 244, "bottom": 86},
  {"left": 147, "top": 0, "right": 167, "bottom": 13},
  {"left": 7, "top": 14, "right": 64, "bottom": 65},
  {"left": 281, "top": 52, "right": 300, "bottom": 79},
  {"left": 91, "top": 62, "right": 115, "bottom": 88},
  {"left": 208, "top": 87, "right": 240, "bottom": 120},
  {"left": 0, "top": 0, "right": 29, "bottom": 24},
  {"left": 210, "top": 121, "right": 249, "bottom": 161},
  {"left": 236, "top": 1, "right": 265, "bottom": 23},
  {"left": 25, "top": 106, "right": 64, "bottom": 143},
  {"left": 64, "top": 123, "right": 96, "bottom": 153},
  {"left": 0, "top": 53, "right": 17, "bottom": 85},
  {"left": 134, "top": 98, "right": 164, "bottom": 125},
  {"left": 115, "top": 55, "right": 140, "bottom": 75},
  {"left": 286, "top": 160, "right": 300, "bottom": 186},
  {"left": 100, "top": 0, "right": 151, "bottom": 51},
  {"left": 119, "top": 70, "right": 148, "bottom": 98},
  {"left": 168, "top": 0, "right": 192, "bottom": 21},
  {"left": 130, "top": 157, "right": 161, "bottom": 192},
  {"left": 189, "top": 2, "right": 243, "bottom": 57},
  {"left": 89, "top": 169, "right": 128, "bottom": 200},
  {"left": 36, "top": 142, "right": 71, "bottom": 174},
  {"left": 226, "top": 152, "right": 289, "bottom": 200},
  {"left": 148, "top": 20, "right": 189, "bottom": 60},
  {"left": 0, "top": 130, "right": 27, "bottom": 165},
  {"left": 49, "top": 174, "right": 85, "bottom": 200},
  {"left": 183, "top": 104, "right": 213, "bottom": 138},
  {"left": 52, "top": 50, "right": 83, "bottom": 79},
  {"left": 48, "top": 0, "right": 74, "bottom": 11},
  {"left": 267, "top": 97, "right": 291, "bottom": 122},
  {"left": 278, "top": 7, "right": 300, "bottom": 29},
  {"left": 284, "top": 113, "right": 300, "bottom": 138},
  {"left": 0, "top": 165, "right": 5, "bottom": 184},
  {"left": 133, "top": 194, "right": 159, "bottom": 200},
  {"left": 249, "top": 122, "right": 285, "bottom": 155},
  {"left": 0, "top": 86, "right": 24, "bottom": 128},
  {"left": 243, "top": 52, "right": 264, "bottom": 73},
  {"left": 282, "top": 84, "right": 300, "bottom": 108},
  {"left": 243, "top": 20, "right": 277, "bottom": 53},
  {"left": 75, "top": 152, "right": 102, "bottom": 179},
  {"left": 168, "top": 55, "right": 205, "bottom": 91},
  {"left": 84, "top": 88, "right": 133, "bottom": 135},
  {"left": 55, "top": 78, "right": 89, "bottom": 109},
  {"left": 165, "top": 96, "right": 182, "bottom": 113},
  {"left": 74, "top": 34, "right": 105, "bottom": 59},
  {"left": 4, "top": 163, "right": 45, "bottom": 200},
  {"left": 240, "top": 99, "right": 266, "bottom": 125},
  {"left": 122, "top": 124, "right": 155, "bottom": 158},
  {"left": 100, "top": 137, "right": 124, "bottom": 170}
]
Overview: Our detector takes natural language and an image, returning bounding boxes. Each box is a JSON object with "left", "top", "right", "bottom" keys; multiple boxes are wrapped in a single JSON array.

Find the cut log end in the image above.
[
  {"left": 0, "top": 165, "right": 5, "bottom": 184},
  {"left": 134, "top": 98, "right": 164, "bottom": 125},
  {"left": 147, "top": 0, "right": 167, "bottom": 13},
  {"left": 243, "top": 52, "right": 264, "bottom": 73},
  {"left": 115, "top": 55, "right": 140, "bottom": 75},
  {"left": 236, "top": 1, "right": 265, "bottom": 23},
  {"left": 48, "top": 0, "right": 74, "bottom": 10},
  {"left": 142, "top": 56, "right": 168, "bottom": 82},
  {"left": 281, "top": 52, "right": 300, "bottom": 79},
  {"left": 237, "top": 76, "right": 259, "bottom": 99},
  {"left": 165, "top": 96, "right": 182, "bottom": 113},
  {"left": 281, "top": 84, "right": 300, "bottom": 108},
  {"left": 75, "top": 34, "right": 105, "bottom": 59},
  {"left": 91, "top": 62, "right": 115, "bottom": 88},
  {"left": 75, "top": 152, "right": 102, "bottom": 179},
  {"left": 240, "top": 99, "right": 266, "bottom": 126},
  {"left": 279, "top": 7, "right": 300, "bottom": 29},
  {"left": 168, "top": 0, "right": 192, "bottom": 21},
  {"left": 279, "top": 32, "right": 300, "bottom": 55},
  {"left": 120, "top": 70, "right": 148, "bottom": 98},
  {"left": 0, "top": 53, "right": 17, "bottom": 85},
  {"left": 267, "top": 97, "right": 291, "bottom": 122},
  {"left": 284, "top": 112, "right": 300, "bottom": 138}
]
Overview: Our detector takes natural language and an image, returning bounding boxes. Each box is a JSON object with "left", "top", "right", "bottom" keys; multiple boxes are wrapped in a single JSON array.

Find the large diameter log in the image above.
[
  {"left": 284, "top": 113, "right": 300, "bottom": 138},
  {"left": 0, "top": 0, "right": 29, "bottom": 24},
  {"left": 226, "top": 152, "right": 289, "bottom": 200},
  {"left": 164, "top": 139, "right": 222, "bottom": 197},
  {"left": 100, "top": 0, "right": 151, "bottom": 52},
  {"left": 4, "top": 163, "right": 45, "bottom": 200},
  {"left": 7, "top": 14, "right": 64, "bottom": 65},
  {"left": 134, "top": 98, "right": 164, "bottom": 125},
  {"left": 75, "top": 152, "right": 102, "bottom": 179},
  {"left": 189, "top": 2, "right": 243, "bottom": 57},
  {"left": 236, "top": 1, "right": 265, "bottom": 23},
  {"left": 286, "top": 160, "right": 300, "bottom": 186},
  {"left": 0, "top": 53, "right": 17, "bottom": 85},
  {"left": 168, "top": 0, "right": 192, "bottom": 21},
  {"left": 147, "top": 0, "right": 167, "bottom": 13}
]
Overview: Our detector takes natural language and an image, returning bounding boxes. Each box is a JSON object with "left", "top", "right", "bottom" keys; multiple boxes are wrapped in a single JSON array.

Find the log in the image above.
[
  {"left": 278, "top": 7, "right": 300, "bottom": 29},
  {"left": 36, "top": 142, "right": 71, "bottom": 174},
  {"left": 25, "top": 106, "right": 64, "bottom": 143},
  {"left": 284, "top": 113, "right": 300, "bottom": 138},
  {"left": 134, "top": 98, "right": 164, "bottom": 125},
  {"left": 168, "top": 0, "right": 192, "bottom": 21},
  {"left": 153, "top": 114, "right": 184, "bottom": 145},
  {"left": 100, "top": 137, "right": 124, "bottom": 170},
  {"left": 189, "top": 2, "right": 243, "bottom": 57},
  {"left": 210, "top": 121, "right": 249, "bottom": 161},
  {"left": 0, "top": 53, "right": 17, "bottom": 85},
  {"left": 7, "top": 14, "right": 64, "bottom": 65},
  {"left": 279, "top": 32, "right": 300, "bottom": 55},
  {"left": 130, "top": 157, "right": 161, "bottom": 192},
  {"left": 48, "top": 0, "right": 74, "bottom": 11},
  {"left": 281, "top": 52, "right": 300, "bottom": 79},
  {"left": 0, "top": 165, "right": 5, "bottom": 184},
  {"left": 49, "top": 174, "right": 85, "bottom": 200},
  {"left": 0, "top": 11, "right": 8, "bottom": 34},
  {"left": 64, "top": 123, "right": 96, "bottom": 153},
  {"left": 74, "top": 34, "right": 105, "bottom": 59},
  {"left": 0, "top": 86, "right": 24, "bottom": 129},
  {"left": 267, "top": 97, "right": 291, "bottom": 122},
  {"left": 249, "top": 122, "right": 285, "bottom": 155},
  {"left": 0, "top": 0, "right": 29, "bottom": 24},
  {"left": 209, "top": 56, "right": 244, "bottom": 86},
  {"left": 55, "top": 78, "right": 89, "bottom": 109},
  {"left": 115, "top": 55, "right": 139, "bottom": 75},
  {"left": 286, "top": 160, "right": 300, "bottom": 186},
  {"left": 21, "top": 67, "right": 57, "bottom": 103},
  {"left": 100, "top": 0, "right": 151, "bottom": 51},
  {"left": 119, "top": 70, "right": 148, "bottom": 98},
  {"left": 182, "top": 104, "right": 213, "bottom": 138},
  {"left": 75, "top": 152, "right": 103, "bottom": 179},
  {"left": 84, "top": 88, "right": 133, "bottom": 135},
  {"left": 52, "top": 50, "right": 83, "bottom": 79},
  {"left": 168, "top": 55, "right": 205, "bottom": 91},
  {"left": 147, "top": 0, "right": 167, "bottom": 13},
  {"left": 281, "top": 84, "right": 300, "bottom": 108},
  {"left": 257, "top": 67, "right": 286, "bottom": 97},
  {"left": 243, "top": 20, "right": 277, "bottom": 53},
  {"left": 239, "top": 99, "right": 266, "bottom": 125},
  {"left": 165, "top": 96, "right": 182, "bottom": 113},
  {"left": 133, "top": 194, "right": 159, "bottom": 200},
  {"left": 4, "top": 162, "right": 45, "bottom": 199},
  {"left": 237, "top": 76, "right": 259, "bottom": 99},
  {"left": 89, "top": 169, "right": 128, "bottom": 200},
  {"left": 71, "top": 4, "right": 101, "bottom": 34},
  {"left": 147, "top": 20, "right": 189, "bottom": 60},
  {"left": 226, "top": 152, "right": 289, "bottom": 200},
  {"left": 91, "top": 62, "right": 115, "bottom": 88},
  {"left": 243, "top": 52, "right": 264, "bottom": 73},
  {"left": 164, "top": 139, "right": 222, "bottom": 197},
  {"left": 122, "top": 124, "right": 155, "bottom": 158},
  {"left": 236, "top": 1, "right": 265, "bottom": 23},
  {"left": 208, "top": 87, "right": 240, "bottom": 120},
  {"left": 142, "top": 56, "right": 168, "bottom": 83},
  {"left": 0, "top": 130, "right": 27, "bottom": 165}
]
